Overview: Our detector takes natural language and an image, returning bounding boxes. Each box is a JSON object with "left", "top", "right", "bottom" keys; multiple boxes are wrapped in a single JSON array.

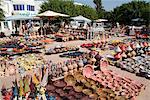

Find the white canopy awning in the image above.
[
  {"left": 37, "top": 10, "right": 69, "bottom": 17},
  {"left": 5, "top": 15, "right": 40, "bottom": 21},
  {"left": 96, "top": 19, "right": 108, "bottom": 22},
  {"left": 71, "top": 15, "right": 91, "bottom": 22}
]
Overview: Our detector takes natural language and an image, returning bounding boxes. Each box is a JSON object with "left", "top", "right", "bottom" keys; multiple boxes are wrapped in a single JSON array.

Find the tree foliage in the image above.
[
  {"left": 108, "top": 1, "right": 150, "bottom": 25},
  {"left": 93, "top": 0, "right": 105, "bottom": 18},
  {"left": 40, "top": 0, "right": 98, "bottom": 20},
  {"left": 0, "top": 0, "right": 4, "bottom": 20}
]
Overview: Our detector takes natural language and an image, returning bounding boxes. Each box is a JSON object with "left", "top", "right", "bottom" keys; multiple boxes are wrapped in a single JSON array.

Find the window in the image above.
[
  {"left": 27, "top": 5, "right": 30, "bottom": 11},
  {"left": 27, "top": 5, "right": 35, "bottom": 11},
  {"left": 31, "top": 6, "right": 35, "bottom": 11},
  {"left": 13, "top": 5, "right": 24, "bottom": 11},
  {"left": 4, "top": 22, "right": 8, "bottom": 28}
]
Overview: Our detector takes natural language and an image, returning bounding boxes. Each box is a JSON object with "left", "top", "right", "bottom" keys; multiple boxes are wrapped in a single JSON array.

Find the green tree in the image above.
[
  {"left": 0, "top": 0, "right": 4, "bottom": 20},
  {"left": 93, "top": 0, "right": 104, "bottom": 18},
  {"left": 40, "top": 0, "right": 98, "bottom": 20},
  {"left": 110, "top": 1, "right": 150, "bottom": 25}
]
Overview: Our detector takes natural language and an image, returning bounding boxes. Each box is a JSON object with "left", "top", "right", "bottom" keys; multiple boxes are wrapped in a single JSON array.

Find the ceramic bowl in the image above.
[{"left": 83, "top": 65, "right": 94, "bottom": 78}]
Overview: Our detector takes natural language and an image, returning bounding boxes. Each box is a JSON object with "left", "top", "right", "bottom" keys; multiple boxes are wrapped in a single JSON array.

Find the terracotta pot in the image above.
[
  {"left": 73, "top": 68, "right": 77, "bottom": 72},
  {"left": 131, "top": 51, "right": 136, "bottom": 57},
  {"left": 74, "top": 86, "right": 83, "bottom": 92},
  {"left": 64, "top": 75, "right": 76, "bottom": 86},
  {"left": 82, "top": 89, "right": 92, "bottom": 95},
  {"left": 64, "top": 72, "right": 69, "bottom": 76},
  {"left": 127, "top": 52, "right": 132, "bottom": 57},
  {"left": 69, "top": 70, "right": 74, "bottom": 74},
  {"left": 53, "top": 80, "right": 66, "bottom": 87},
  {"left": 78, "top": 60, "right": 84, "bottom": 67},
  {"left": 68, "top": 64, "right": 74, "bottom": 70},
  {"left": 89, "top": 94, "right": 98, "bottom": 99},
  {"left": 72, "top": 62, "right": 78, "bottom": 69},
  {"left": 114, "top": 53, "right": 122, "bottom": 60},
  {"left": 62, "top": 65, "right": 68, "bottom": 72},
  {"left": 84, "top": 82, "right": 91, "bottom": 88},
  {"left": 46, "top": 84, "right": 55, "bottom": 91},
  {"left": 74, "top": 93, "right": 83, "bottom": 98}
]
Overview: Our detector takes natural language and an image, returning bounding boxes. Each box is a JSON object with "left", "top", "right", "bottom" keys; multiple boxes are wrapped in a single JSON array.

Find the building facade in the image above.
[{"left": 0, "top": 0, "right": 45, "bottom": 34}]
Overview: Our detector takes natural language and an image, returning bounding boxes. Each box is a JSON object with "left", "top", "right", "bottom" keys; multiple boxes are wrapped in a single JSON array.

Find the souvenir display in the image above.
[
  {"left": 45, "top": 45, "right": 79, "bottom": 55},
  {"left": 0, "top": 27, "right": 149, "bottom": 100}
]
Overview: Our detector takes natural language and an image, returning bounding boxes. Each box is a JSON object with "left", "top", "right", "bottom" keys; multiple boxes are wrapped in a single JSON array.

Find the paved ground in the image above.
[{"left": 0, "top": 37, "right": 150, "bottom": 100}]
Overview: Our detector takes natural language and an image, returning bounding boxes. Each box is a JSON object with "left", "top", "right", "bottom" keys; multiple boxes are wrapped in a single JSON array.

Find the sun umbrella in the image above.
[
  {"left": 96, "top": 19, "right": 108, "bottom": 22},
  {"left": 37, "top": 10, "right": 69, "bottom": 17},
  {"left": 71, "top": 15, "right": 91, "bottom": 22}
]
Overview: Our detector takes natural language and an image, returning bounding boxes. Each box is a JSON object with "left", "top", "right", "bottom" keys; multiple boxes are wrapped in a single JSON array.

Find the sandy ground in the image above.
[{"left": 0, "top": 37, "right": 150, "bottom": 100}]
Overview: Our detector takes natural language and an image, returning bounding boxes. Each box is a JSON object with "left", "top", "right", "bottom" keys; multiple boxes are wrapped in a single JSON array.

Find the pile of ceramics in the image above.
[
  {"left": 60, "top": 51, "right": 84, "bottom": 58},
  {"left": 0, "top": 37, "right": 46, "bottom": 56},
  {"left": 46, "top": 59, "right": 85, "bottom": 80},
  {"left": 0, "top": 57, "right": 16, "bottom": 77},
  {"left": 83, "top": 65, "right": 144, "bottom": 99},
  {"left": 12, "top": 54, "right": 45, "bottom": 71},
  {"left": 114, "top": 42, "right": 150, "bottom": 60},
  {"left": 55, "top": 33, "right": 75, "bottom": 42},
  {"left": 113, "top": 42, "right": 150, "bottom": 79},
  {"left": 1, "top": 67, "right": 144, "bottom": 100},
  {"left": 119, "top": 55, "right": 150, "bottom": 79},
  {"left": 0, "top": 49, "right": 145, "bottom": 100},
  {"left": 64, "top": 71, "right": 123, "bottom": 100},
  {"left": 81, "top": 42, "right": 107, "bottom": 49},
  {"left": 45, "top": 45, "right": 79, "bottom": 55}
]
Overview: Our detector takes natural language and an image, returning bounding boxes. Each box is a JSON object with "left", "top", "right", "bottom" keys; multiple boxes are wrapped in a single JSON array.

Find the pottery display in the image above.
[{"left": 45, "top": 46, "right": 79, "bottom": 55}]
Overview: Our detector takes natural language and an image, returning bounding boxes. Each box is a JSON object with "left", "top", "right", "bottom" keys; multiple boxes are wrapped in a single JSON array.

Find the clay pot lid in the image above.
[
  {"left": 64, "top": 86, "right": 74, "bottom": 90},
  {"left": 135, "top": 43, "right": 141, "bottom": 49},
  {"left": 53, "top": 80, "right": 66, "bottom": 87},
  {"left": 130, "top": 44, "right": 136, "bottom": 49},
  {"left": 140, "top": 42, "right": 144, "bottom": 48},
  {"left": 83, "top": 65, "right": 94, "bottom": 78},
  {"left": 148, "top": 47, "right": 150, "bottom": 51},
  {"left": 114, "top": 53, "right": 122, "bottom": 59},
  {"left": 81, "top": 96, "right": 89, "bottom": 100},
  {"left": 143, "top": 42, "right": 148, "bottom": 47},
  {"left": 46, "top": 84, "right": 56, "bottom": 91},
  {"left": 122, "top": 52, "right": 127, "bottom": 57},
  {"left": 115, "top": 46, "right": 122, "bottom": 53},
  {"left": 89, "top": 94, "right": 98, "bottom": 99},
  {"left": 120, "top": 45, "right": 126, "bottom": 51},
  {"left": 74, "top": 93, "right": 83, "bottom": 98},
  {"left": 126, "top": 45, "right": 133, "bottom": 51},
  {"left": 55, "top": 88, "right": 64, "bottom": 94}
]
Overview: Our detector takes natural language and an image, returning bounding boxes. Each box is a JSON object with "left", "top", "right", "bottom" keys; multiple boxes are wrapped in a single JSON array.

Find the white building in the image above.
[{"left": 0, "top": 0, "right": 45, "bottom": 34}]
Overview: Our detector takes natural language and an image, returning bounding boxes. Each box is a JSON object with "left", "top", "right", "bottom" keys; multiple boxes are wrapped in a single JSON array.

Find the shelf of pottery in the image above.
[
  {"left": 113, "top": 42, "right": 150, "bottom": 79},
  {"left": 0, "top": 54, "right": 45, "bottom": 77}
]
